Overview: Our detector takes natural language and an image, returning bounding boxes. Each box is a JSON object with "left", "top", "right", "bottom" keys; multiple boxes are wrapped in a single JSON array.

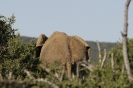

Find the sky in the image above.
[{"left": 0, "top": 0, "right": 133, "bottom": 42}]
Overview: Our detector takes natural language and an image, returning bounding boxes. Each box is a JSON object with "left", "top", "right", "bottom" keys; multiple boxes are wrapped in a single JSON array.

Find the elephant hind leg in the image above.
[{"left": 66, "top": 62, "right": 71, "bottom": 79}]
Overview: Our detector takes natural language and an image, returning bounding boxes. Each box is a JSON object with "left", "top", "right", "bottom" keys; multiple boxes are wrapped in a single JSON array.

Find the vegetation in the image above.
[{"left": 0, "top": 13, "right": 133, "bottom": 88}]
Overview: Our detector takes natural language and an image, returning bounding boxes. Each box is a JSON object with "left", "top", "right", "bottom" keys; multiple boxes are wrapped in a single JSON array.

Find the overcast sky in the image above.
[{"left": 1, "top": 0, "right": 133, "bottom": 42}]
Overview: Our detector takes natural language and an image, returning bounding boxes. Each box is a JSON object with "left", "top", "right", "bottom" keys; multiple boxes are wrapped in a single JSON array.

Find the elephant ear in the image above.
[
  {"left": 68, "top": 36, "right": 86, "bottom": 64},
  {"left": 36, "top": 34, "right": 48, "bottom": 47},
  {"left": 72, "top": 35, "right": 91, "bottom": 57}
]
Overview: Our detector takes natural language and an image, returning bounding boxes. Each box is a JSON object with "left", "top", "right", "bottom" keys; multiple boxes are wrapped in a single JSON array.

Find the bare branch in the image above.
[
  {"left": 77, "top": 62, "right": 79, "bottom": 78},
  {"left": 96, "top": 40, "right": 102, "bottom": 64},
  {"left": 122, "top": 64, "right": 125, "bottom": 74},
  {"left": 40, "top": 65, "right": 61, "bottom": 81},
  {"left": 81, "top": 63, "right": 94, "bottom": 71},
  {"left": 121, "top": 0, "right": 132, "bottom": 81},
  {"left": 111, "top": 53, "right": 114, "bottom": 71},
  {"left": 40, "top": 64, "right": 65, "bottom": 82},
  {"left": 24, "top": 69, "right": 59, "bottom": 88},
  {"left": 0, "top": 73, "right": 3, "bottom": 81},
  {"left": 101, "top": 49, "right": 107, "bottom": 68},
  {"left": 8, "top": 72, "right": 12, "bottom": 80},
  {"left": 60, "top": 65, "right": 65, "bottom": 82},
  {"left": 24, "top": 70, "right": 35, "bottom": 80}
]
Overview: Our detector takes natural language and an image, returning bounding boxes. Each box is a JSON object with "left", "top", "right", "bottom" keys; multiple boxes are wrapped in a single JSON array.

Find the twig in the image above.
[
  {"left": 78, "top": 60, "right": 94, "bottom": 71},
  {"left": 40, "top": 65, "right": 61, "bottom": 81},
  {"left": 8, "top": 72, "right": 12, "bottom": 80},
  {"left": 80, "top": 63, "right": 94, "bottom": 71},
  {"left": 0, "top": 73, "right": 3, "bottom": 81},
  {"left": 111, "top": 53, "right": 114, "bottom": 71},
  {"left": 59, "top": 65, "right": 65, "bottom": 82},
  {"left": 24, "top": 70, "right": 35, "bottom": 80},
  {"left": 96, "top": 40, "right": 102, "bottom": 64},
  {"left": 101, "top": 49, "right": 107, "bottom": 68},
  {"left": 24, "top": 69, "right": 59, "bottom": 88},
  {"left": 122, "top": 64, "right": 125, "bottom": 74}
]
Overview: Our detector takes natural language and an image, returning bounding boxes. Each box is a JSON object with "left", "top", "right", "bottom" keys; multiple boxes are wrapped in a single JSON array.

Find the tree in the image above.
[
  {"left": 121, "top": 0, "right": 132, "bottom": 81},
  {"left": 0, "top": 15, "right": 16, "bottom": 61}
]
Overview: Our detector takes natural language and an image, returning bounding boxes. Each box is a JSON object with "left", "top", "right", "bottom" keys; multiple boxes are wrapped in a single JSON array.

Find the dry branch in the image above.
[
  {"left": 101, "top": 49, "right": 107, "bottom": 68},
  {"left": 60, "top": 65, "right": 65, "bottom": 82},
  {"left": 96, "top": 40, "right": 102, "bottom": 64},
  {"left": 81, "top": 64, "right": 94, "bottom": 71},
  {"left": 122, "top": 64, "right": 125, "bottom": 74},
  {"left": 78, "top": 60, "right": 94, "bottom": 71},
  {"left": 121, "top": 0, "right": 132, "bottom": 81},
  {"left": 111, "top": 53, "right": 114, "bottom": 71},
  {"left": 0, "top": 73, "right": 3, "bottom": 81},
  {"left": 8, "top": 72, "right": 12, "bottom": 80},
  {"left": 40, "top": 64, "right": 65, "bottom": 82},
  {"left": 24, "top": 69, "right": 59, "bottom": 88}
]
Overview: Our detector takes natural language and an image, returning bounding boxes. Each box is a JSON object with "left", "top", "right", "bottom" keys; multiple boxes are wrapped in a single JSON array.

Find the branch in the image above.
[
  {"left": 81, "top": 63, "right": 94, "bottom": 71},
  {"left": 24, "top": 70, "right": 35, "bottom": 80},
  {"left": 96, "top": 40, "right": 102, "bottom": 64},
  {"left": 0, "top": 73, "right": 3, "bottom": 81},
  {"left": 111, "top": 53, "right": 114, "bottom": 71},
  {"left": 8, "top": 72, "right": 12, "bottom": 80},
  {"left": 121, "top": 0, "right": 132, "bottom": 81},
  {"left": 24, "top": 69, "right": 59, "bottom": 88},
  {"left": 122, "top": 64, "right": 125, "bottom": 74},
  {"left": 60, "top": 65, "right": 65, "bottom": 82},
  {"left": 40, "top": 65, "right": 61, "bottom": 81},
  {"left": 101, "top": 49, "right": 107, "bottom": 68},
  {"left": 40, "top": 64, "right": 65, "bottom": 82}
]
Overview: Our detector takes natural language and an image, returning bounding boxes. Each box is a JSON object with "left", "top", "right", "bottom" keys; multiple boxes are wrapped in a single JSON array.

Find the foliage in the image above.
[
  {"left": 108, "top": 39, "right": 133, "bottom": 73},
  {"left": 1, "top": 33, "right": 44, "bottom": 80},
  {"left": 0, "top": 15, "right": 45, "bottom": 81},
  {"left": 1, "top": 14, "right": 133, "bottom": 88},
  {"left": 0, "top": 14, "right": 17, "bottom": 61}
]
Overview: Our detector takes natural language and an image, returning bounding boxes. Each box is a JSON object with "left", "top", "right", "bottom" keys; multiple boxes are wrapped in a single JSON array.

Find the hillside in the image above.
[
  {"left": 20, "top": 36, "right": 37, "bottom": 42},
  {"left": 20, "top": 36, "right": 117, "bottom": 63}
]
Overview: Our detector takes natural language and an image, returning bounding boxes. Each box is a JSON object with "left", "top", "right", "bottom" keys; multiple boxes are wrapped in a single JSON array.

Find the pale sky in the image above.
[{"left": 0, "top": 0, "right": 133, "bottom": 42}]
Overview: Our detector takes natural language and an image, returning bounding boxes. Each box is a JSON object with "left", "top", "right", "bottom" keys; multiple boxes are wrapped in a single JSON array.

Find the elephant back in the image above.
[{"left": 40, "top": 31, "right": 70, "bottom": 66}]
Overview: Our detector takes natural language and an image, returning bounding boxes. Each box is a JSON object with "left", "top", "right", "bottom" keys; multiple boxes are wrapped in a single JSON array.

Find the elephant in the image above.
[{"left": 37, "top": 31, "right": 90, "bottom": 79}]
